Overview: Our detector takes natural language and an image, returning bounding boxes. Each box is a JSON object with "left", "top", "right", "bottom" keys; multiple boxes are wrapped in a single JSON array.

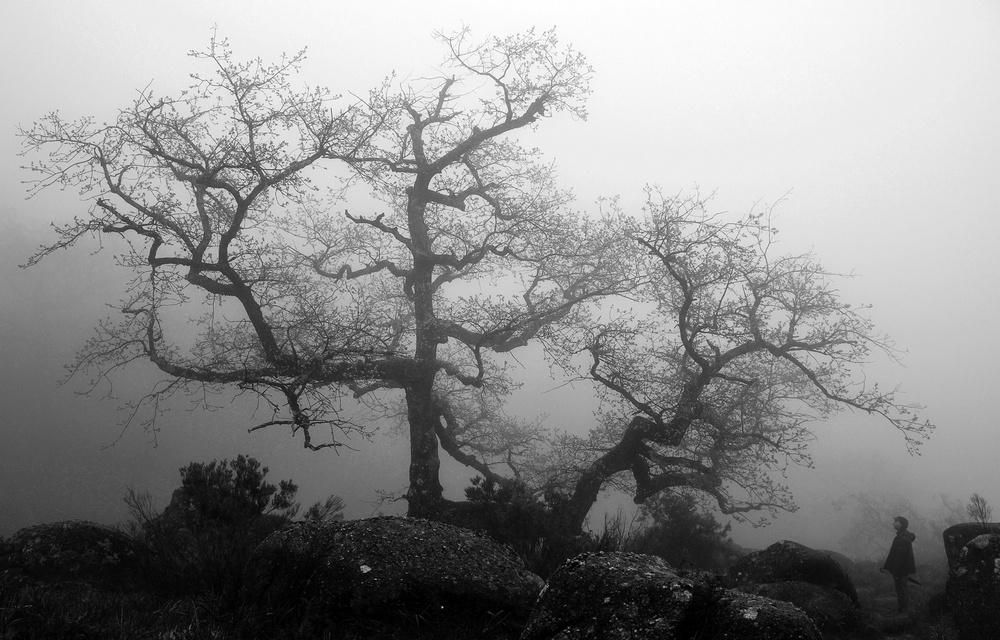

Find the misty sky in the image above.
[{"left": 2, "top": 1, "right": 999, "bottom": 551}]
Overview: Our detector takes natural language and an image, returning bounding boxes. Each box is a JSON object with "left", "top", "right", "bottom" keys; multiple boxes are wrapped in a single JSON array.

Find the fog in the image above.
[{"left": 2, "top": 1, "right": 999, "bottom": 556}]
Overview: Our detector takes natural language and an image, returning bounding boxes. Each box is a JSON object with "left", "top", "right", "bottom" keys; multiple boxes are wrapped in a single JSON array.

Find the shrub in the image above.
[
  {"left": 455, "top": 477, "right": 741, "bottom": 577},
  {"left": 462, "top": 476, "right": 550, "bottom": 546},
  {"left": 173, "top": 454, "right": 300, "bottom": 524},
  {"left": 302, "top": 494, "right": 347, "bottom": 523},
  {"left": 967, "top": 492, "right": 993, "bottom": 532},
  {"left": 455, "top": 476, "right": 597, "bottom": 578},
  {"left": 124, "top": 454, "right": 343, "bottom": 600},
  {"left": 631, "top": 491, "right": 737, "bottom": 572}
]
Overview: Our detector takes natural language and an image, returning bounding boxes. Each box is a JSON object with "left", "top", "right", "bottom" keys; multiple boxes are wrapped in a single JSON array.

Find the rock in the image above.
[
  {"left": 819, "top": 548, "right": 855, "bottom": 572},
  {"left": 698, "top": 589, "right": 824, "bottom": 640},
  {"left": 244, "top": 516, "right": 543, "bottom": 623},
  {"left": 729, "top": 540, "right": 859, "bottom": 607},
  {"left": 735, "top": 580, "right": 859, "bottom": 631},
  {"left": 521, "top": 551, "right": 821, "bottom": 640},
  {"left": 942, "top": 522, "right": 1000, "bottom": 571},
  {"left": 946, "top": 532, "right": 1000, "bottom": 640},
  {"left": 520, "top": 552, "right": 697, "bottom": 639},
  {"left": 0, "top": 520, "right": 139, "bottom": 585},
  {"left": 926, "top": 589, "right": 949, "bottom": 617}
]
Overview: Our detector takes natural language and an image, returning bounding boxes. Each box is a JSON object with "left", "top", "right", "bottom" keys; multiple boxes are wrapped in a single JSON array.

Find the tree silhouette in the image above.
[
  {"left": 21, "top": 32, "right": 930, "bottom": 528},
  {"left": 20, "top": 29, "right": 633, "bottom": 519},
  {"left": 532, "top": 191, "right": 932, "bottom": 530}
]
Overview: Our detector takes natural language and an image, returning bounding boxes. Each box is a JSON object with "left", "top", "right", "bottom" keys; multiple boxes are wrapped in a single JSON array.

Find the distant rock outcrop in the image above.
[
  {"left": 244, "top": 516, "right": 544, "bottom": 624},
  {"left": 942, "top": 522, "right": 1000, "bottom": 570},
  {"left": 727, "top": 540, "right": 861, "bottom": 632},
  {"left": 0, "top": 520, "right": 139, "bottom": 585},
  {"left": 947, "top": 532, "right": 1000, "bottom": 640},
  {"left": 730, "top": 540, "right": 860, "bottom": 606},
  {"left": 521, "top": 551, "right": 821, "bottom": 640}
]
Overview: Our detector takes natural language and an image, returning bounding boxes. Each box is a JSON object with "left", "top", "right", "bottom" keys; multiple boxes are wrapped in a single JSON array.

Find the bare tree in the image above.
[
  {"left": 20, "top": 29, "right": 635, "bottom": 519},
  {"left": 20, "top": 31, "right": 930, "bottom": 530},
  {"left": 967, "top": 492, "right": 993, "bottom": 532},
  {"left": 540, "top": 190, "right": 934, "bottom": 531}
]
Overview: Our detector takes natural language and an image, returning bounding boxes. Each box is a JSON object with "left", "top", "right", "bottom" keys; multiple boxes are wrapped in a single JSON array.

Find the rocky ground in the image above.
[{"left": 0, "top": 519, "right": 964, "bottom": 639}]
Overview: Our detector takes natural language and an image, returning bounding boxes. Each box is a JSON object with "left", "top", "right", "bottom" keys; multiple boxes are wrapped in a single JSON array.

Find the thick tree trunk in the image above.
[
  {"left": 560, "top": 381, "right": 707, "bottom": 532},
  {"left": 561, "top": 417, "right": 653, "bottom": 532},
  {"left": 403, "top": 173, "right": 447, "bottom": 520},
  {"left": 562, "top": 467, "right": 608, "bottom": 534},
  {"left": 561, "top": 414, "right": 691, "bottom": 533},
  {"left": 404, "top": 378, "right": 445, "bottom": 518}
]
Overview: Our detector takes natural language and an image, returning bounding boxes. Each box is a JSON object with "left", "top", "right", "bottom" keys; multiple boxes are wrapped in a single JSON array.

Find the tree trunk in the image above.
[
  {"left": 404, "top": 378, "right": 445, "bottom": 518},
  {"left": 562, "top": 465, "right": 609, "bottom": 534},
  {"left": 403, "top": 174, "right": 446, "bottom": 519},
  {"left": 559, "top": 417, "right": 651, "bottom": 531},
  {"left": 560, "top": 382, "right": 706, "bottom": 532}
]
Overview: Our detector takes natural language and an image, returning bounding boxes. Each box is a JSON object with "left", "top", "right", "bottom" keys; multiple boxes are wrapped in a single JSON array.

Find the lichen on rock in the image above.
[
  {"left": 948, "top": 532, "right": 1000, "bottom": 640},
  {"left": 521, "top": 551, "right": 821, "bottom": 640},
  {"left": 244, "top": 516, "right": 543, "bottom": 624},
  {"left": 1, "top": 520, "right": 140, "bottom": 586}
]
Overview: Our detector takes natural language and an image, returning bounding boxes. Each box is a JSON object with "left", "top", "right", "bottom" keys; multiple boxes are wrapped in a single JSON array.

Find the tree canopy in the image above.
[
  {"left": 541, "top": 191, "right": 931, "bottom": 529},
  {"left": 21, "top": 29, "right": 931, "bottom": 528}
]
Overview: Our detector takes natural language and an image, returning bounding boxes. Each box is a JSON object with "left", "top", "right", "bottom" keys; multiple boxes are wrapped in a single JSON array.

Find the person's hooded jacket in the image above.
[{"left": 883, "top": 528, "right": 916, "bottom": 577}]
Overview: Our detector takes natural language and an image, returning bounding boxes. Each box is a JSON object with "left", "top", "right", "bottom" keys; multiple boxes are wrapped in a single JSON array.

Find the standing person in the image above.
[{"left": 881, "top": 515, "right": 917, "bottom": 614}]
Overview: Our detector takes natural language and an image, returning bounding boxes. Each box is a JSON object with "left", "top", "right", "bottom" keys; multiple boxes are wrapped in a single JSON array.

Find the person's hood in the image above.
[{"left": 899, "top": 530, "right": 916, "bottom": 543}]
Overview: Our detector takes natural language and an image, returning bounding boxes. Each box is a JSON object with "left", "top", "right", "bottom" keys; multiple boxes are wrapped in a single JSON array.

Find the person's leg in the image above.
[{"left": 893, "top": 575, "right": 909, "bottom": 613}]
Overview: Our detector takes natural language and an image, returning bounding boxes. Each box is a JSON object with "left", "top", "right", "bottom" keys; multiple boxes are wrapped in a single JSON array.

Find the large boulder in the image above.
[
  {"left": 699, "top": 589, "right": 824, "bottom": 640},
  {"left": 947, "top": 533, "right": 1000, "bottom": 640},
  {"left": 244, "top": 516, "right": 543, "bottom": 623},
  {"left": 729, "top": 540, "right": 859, "bottom": 607},
  {"left": 0, "top": 520, "right": 139, "bottom": 585},
  {"left": 819, "top": 548, "right": 856, "bottom": 572},
  {"left": 521, "top": 552, "right": 699, "bottom": 639},
  {"left": 521, "top": 551, "right": 821, "bottom": 640},
  {"left": 942, "top": 522, "right": 1000, "bottom": 570},
  {"left": 735, "top": 580, "right": 859, "bottom": 632}
]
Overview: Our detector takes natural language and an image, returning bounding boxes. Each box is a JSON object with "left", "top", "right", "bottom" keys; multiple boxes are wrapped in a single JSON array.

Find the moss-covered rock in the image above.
[
  {"left": 735, "top": 580, "right": 860, "bottom": 632},
  {"left": 947, "top": 532, "right": 1000, "bottom": 640},
  {"left": 729, "top": 540, "right": 859, "bottom": 606},
  {"left": 942, "top": 522, "right": 1000, "bottom": 571},
  {"left": 521, "top": 551, "right": 821, "bottom": 640},
  {"left": 521, "top": 552, "right": 696, "bottom": 639},
  {"left": 698, "top": 588, "right": 824, "bottom": 640},
  {"left": 244, "top": 516, "right": 544, "bottom": 623},
  {"left": 1, "top": 520, "right": 139, "bottom": 586}
]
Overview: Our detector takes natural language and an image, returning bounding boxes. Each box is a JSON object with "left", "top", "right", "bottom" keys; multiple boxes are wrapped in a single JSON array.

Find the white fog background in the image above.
[{"left": 2, "top": 1, "right": 999, "bottom": 554}]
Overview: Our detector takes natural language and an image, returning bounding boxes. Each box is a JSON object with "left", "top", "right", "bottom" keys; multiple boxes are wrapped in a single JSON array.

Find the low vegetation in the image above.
[{"left": 0, "top": 459, "right": 970, "bottom": 638}]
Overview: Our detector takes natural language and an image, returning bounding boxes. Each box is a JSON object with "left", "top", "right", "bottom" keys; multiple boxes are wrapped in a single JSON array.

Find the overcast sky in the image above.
[{"left": 2, "top": 1, "right": 999, "bottom": 551}]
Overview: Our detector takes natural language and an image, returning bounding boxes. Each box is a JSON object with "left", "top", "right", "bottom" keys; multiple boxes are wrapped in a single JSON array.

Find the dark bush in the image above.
[
  {"left": 173, "top": 454, "right": 300, "bottom": 524},
  {"left": 455, "top": 477, "right": 742, "bottom": 577},
  {"left": 456, "top": 476, "right": 622, "bottom": 578},
  {"left": 302, "top": 494, "right": 347, "bottom": 523},
  {"left": 124, "top": 454, "right": 343, "bottom": 600},
  {"left": 631, "top": 491, "right": 737, "bottom": 572},
  {"left": 462, "top": 476, "right": 550, "bottom": 545}
]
